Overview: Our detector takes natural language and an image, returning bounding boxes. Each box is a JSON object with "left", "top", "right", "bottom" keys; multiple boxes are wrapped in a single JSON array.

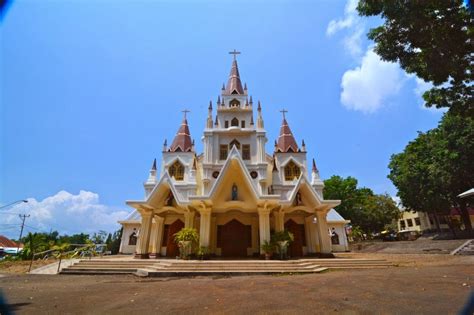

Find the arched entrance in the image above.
[
  {"left": 285, "top": 219, "right": 305, "bottom": 257},
  {"left": 217, "top": 219, "right": 251, "bottom": 257},
  {"left": 164, "top": 219, "right": 184, "bottom": 258}
]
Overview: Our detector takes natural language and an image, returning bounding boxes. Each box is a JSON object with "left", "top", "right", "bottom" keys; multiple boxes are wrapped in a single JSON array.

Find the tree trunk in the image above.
[
  {"left": 458, "top": 200, "right": 472, "bottom": 236},
  {"left": 433, "top": 209, "right": 441, "bottom": 233}
]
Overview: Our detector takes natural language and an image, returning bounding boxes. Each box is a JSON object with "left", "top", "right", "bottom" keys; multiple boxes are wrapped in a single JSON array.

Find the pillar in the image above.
[
  {"left": 258, "top": 207, "right": 271, "bottom": 254},
  {"left": 199, "top": 207, "right": 212, "bottom": 247},
  {"left": 184, "top": 211, "right": 195, "bottom": 228},
  {"left": 304, "top": 215, "right": 316, "bottom": 254},
  {"left": 274, "top": 211, "right": 285, "bottom": 232},
  {"left": 149, "top": 216, "right": 164, "bottom": 258},
  {"left": 316, "top": 211, "right": 332, "bottom": 255},
  {"left": 135, "top": 210, "right": 153, "bottom": 259}
]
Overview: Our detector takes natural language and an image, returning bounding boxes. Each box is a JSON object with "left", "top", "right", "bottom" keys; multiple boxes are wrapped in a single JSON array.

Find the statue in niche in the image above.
[
  {"left": 165, "top": 192, "right": 174, "bottom": 207},
  {"left": 294, "top": 192, "right": 303, "bottom": 206},
  {"left": 231, "top": 183, "right": 238, "bottom": 201}
]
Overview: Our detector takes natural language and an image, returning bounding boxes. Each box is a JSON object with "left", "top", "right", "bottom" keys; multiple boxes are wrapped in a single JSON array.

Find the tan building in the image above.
[{"left": 119, "top": 53, "right": 343, "bottom": 258}]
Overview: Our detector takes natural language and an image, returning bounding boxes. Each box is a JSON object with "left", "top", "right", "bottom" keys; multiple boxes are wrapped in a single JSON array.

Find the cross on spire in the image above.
[
  {"left": 229, "top": 49, "right": 241, "bottom": 60},
  {"left": 182, "top": 109, "right": 190, "bottom": 119},
  {"left": 279, "top": 108, "right": 288, "bottom": 119}
]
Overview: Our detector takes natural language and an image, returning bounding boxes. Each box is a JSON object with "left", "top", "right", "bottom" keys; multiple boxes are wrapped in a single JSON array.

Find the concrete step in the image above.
[{"left": 135, "top": 267, "right": 329, "bottom": 277}]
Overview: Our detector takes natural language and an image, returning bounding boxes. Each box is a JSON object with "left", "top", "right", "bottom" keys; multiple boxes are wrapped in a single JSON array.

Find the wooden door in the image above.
[
  {"left": 218, "top": 219, "right": 250, "bottom": 257},
  {"left": 166, "top": 219, "right": 184, "bottom": 257},
  {"left": 285, "top": 219, "right": 305, "bottom": 257}
]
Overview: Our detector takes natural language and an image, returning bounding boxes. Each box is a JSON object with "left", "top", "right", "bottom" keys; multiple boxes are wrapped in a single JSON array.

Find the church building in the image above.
[{"left": 119, "top": 52, "right": 345, "bottom": 258}]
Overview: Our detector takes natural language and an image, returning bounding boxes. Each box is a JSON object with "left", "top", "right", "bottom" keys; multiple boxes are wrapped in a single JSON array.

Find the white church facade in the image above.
[{"left": 119, "top": 53, "right": 348, "bottom": 258}]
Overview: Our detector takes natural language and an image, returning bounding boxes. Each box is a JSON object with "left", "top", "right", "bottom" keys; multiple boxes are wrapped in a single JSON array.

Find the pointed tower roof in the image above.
[
  {"left": 225, "top": 52, "right": 244, "bottom": 95},
  {"left": 276, "top": 110, "right": 299, "bottom": 153},
  {"left": 169, "top": 111, "right": 193, "bottom": 152},
  {"left": 151, "top": 158, "right": 157, "bottom": 170},
  {"left": 312, "top": 158, "right": 318, "bottom": 173}
]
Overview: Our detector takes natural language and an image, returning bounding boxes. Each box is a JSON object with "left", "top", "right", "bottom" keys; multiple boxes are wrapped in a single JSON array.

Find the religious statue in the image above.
[
  {"left": 231, "top": 183, "right": 238, "bottom": 201},
  {"left": 294, "top": 192, "right": 302, "bottom": 206},
  {"left": 165, "top": 192, "right": 174, "bottom": 207}
]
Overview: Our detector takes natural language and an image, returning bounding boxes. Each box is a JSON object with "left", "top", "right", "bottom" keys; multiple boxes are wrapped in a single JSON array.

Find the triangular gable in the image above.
[
  {"left": 145, "top": 172, "right": 187, "bottom": 207},
  {"left": 278, "top": 156, "right": 305, "bottom": 169},
  {"left": 286, "top": 175, "right": 322, "bottom": 206},
  {"left": 206, "top": 146, "right": 260, "bottom": 201}
]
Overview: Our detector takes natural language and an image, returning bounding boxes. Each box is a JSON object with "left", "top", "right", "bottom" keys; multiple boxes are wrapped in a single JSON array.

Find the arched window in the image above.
[
  {"left": 230, "top": 98, "right": 240, "bottom": 107},
  {"left": 284, "top": 161, "right": 301, "bottom": 181},
  {"left": 169, "top": 160, "right": 185, "bottom": 180},
  {"left": 231, "top": 117, "right": 239, "bottom": 127},
  {"left": 128, "top": 232, "right": 137, "bottom": 245},
  {"left": 229, "top": 139, "right": 240, "bottom": 150}
]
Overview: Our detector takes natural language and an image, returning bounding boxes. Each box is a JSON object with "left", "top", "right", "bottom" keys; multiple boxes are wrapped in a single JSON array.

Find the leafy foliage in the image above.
[
  {"left": 324, "top": 176, "right": 400, "bottom": 234},
  {"left": 388, "top": 112, "right": 474, "bottom": 233},
  {"left": 357, "top": 0, "right": 473, "bottom": 114}
]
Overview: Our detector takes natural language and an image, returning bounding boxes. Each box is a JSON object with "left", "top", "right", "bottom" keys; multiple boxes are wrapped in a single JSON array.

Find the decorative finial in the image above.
[
  {"left": 302, "top": 139, "right": 305, "bottom": 147},
  {"left": 164, "top": 139, "right": 167, "bottom": 146},
  {"left": 215, "top": 115, "right": 218, "bottom": 125},
  {"left": 151, "top": 158, "right": 157, "bottom": 170},
  {"left": 258, "top": 101, "right": 261, "bottom": 111},
  {"left": 244, "top": 83, "right": 247, "bottom": 90},
  {"left": 312, "top": 158, "right": 318, "bottom": 173},
  {"left": 217, "top": 95, "right": 221, "bottom": 105},
  {"left": 228, "top": 49, "right": 241, "bottom": 60},
  {"left": 222, "top": 83, "right": 225, "bottom": 90},
  {"left": 182, "top": 109, "right": 190, "bottom": 119},
  {"left": 250, "top": 115, "right": 254, "bottom": 125},
  {"left": 249, "top": 95, "right": 253, "bottom": 104},
  {"left": 279, "top": 108, "right": 288, "bottom": 119},
  {"left": 208, "top": 101, "right": 212, "bottom": 110}
]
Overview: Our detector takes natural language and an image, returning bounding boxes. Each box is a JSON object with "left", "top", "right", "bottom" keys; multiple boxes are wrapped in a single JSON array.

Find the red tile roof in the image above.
[
  {"left": 276, "top": 118, "right": 299, "bottom": 153},
  {"left": 0, "top": 235, "right": 21, "bottom": 248},
  {"left": 225, "top": 59, "right": 244, "bottom": 95},
  {"left": 169, "top": 118, "right": 193, "bottom": 152}
]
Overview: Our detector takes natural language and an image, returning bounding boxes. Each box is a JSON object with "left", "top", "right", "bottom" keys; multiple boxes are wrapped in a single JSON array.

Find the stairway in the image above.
[
  {"left": 59, "top": 258, "right": 392, "bottom": 277},
  {"left": 451, "top": 239, "right": 474, "bottom": 255}
]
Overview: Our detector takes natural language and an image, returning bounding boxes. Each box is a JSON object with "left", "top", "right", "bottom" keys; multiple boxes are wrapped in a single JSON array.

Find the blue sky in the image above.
[{"left": 0, "top": 0, "right": 443, "bottom": 237}]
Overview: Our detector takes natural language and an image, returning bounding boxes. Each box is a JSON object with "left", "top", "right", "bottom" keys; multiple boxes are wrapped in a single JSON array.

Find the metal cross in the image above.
[
  {"left": 182, "top": 109, "right": 190, "bottom": 119},
  {"left": 279, "top": 108, "right": 288, "bottom": 119},
  {"left": 229, "top": 49, "right": 241, "bottom": 60}
]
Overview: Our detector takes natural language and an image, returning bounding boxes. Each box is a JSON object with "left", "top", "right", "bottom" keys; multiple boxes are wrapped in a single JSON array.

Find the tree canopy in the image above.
[
  {"left": 357, "top": 0, "right": 473, "bottom": 114},
  {"left": 388, "top": 112, "right": 474, "bottom": 234},
  {"left": 324, "top": 175, "right": 400, "bottom": 234}
]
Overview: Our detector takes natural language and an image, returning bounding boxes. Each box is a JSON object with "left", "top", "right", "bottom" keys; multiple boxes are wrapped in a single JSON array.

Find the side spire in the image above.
[
  {"left": 169, "top": 110, "right": 193, "bottom": 152},
  {"left": 276, "top": 109, "right": 299, "bottom": 153}
]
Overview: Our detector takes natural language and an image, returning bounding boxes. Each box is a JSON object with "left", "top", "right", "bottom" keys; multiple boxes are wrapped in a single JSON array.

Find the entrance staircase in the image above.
[
  {"left": 59, "top": 258, "right": 392, "bottom": 277},
  {"left": 451, "top": 239, "right": 474, "bottom": 255}
]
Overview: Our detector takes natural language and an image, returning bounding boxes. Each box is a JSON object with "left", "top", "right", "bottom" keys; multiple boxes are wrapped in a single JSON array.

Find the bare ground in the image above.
[{"left": 0, "top": 253, "right": 473, "bottom": 314}]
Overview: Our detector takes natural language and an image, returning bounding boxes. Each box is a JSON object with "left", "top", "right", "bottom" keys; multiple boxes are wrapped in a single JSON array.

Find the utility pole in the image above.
[{"left": 17, "top": 214, "right": 30, "bottom": 254}]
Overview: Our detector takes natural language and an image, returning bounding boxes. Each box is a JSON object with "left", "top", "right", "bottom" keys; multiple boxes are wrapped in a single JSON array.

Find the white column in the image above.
[
  {"left": 274, "top": 211, "right": 285, "bottom": 232},
  {"left": 135, "top": 210, "right": 153, "bottom": 259},
  {"left": 150, "top": 216, "right": 164, "bottom": 258},
  {"left": 184, "top": 211, "right": 195, "bottom": 229},
  {"left": 258, "top": 207, "right": 271, "bottom": 254},
  {"left": 316, "top": 211, "right": 332, "bottom": 255},
  {"left": 199, "top": 207, "right": 212, "bottom": 247},
  {"left": 304, "top": 215, "right": 316, "bottom": 254}
]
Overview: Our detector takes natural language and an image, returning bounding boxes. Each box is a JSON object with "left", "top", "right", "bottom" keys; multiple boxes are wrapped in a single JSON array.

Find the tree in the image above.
[
  {"left": 357, "top": 0, "right": 473, "bottom": 114},
  {"left": 324, "top": 176, "right": 400, "bottom": 234},
  {"left": 389, "top": 112, "right": 474, "bottom": 234}
]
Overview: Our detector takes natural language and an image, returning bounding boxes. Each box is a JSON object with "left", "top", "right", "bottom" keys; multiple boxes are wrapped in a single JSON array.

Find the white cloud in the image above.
[
  {"left": 340, "top": 49, "right": 406, "bottom": 113},
  {"left": 1, "top": 190, "right": 128, "bottom": 238},
  {"left": 326, "top": 0, "right": 364, "bottom": 58}
]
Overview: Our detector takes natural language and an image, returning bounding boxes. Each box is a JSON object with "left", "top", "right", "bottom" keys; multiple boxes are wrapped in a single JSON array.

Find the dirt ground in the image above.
[
  {"left": 0, "top": 260, "right": 54, "bottom": 274},
  {"left": 0, "top": 253, "right": 473, "bottom": 314}
]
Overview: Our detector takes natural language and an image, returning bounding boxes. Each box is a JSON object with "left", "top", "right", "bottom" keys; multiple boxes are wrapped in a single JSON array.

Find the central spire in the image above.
[{"left": 225, "top": 50, "right": 245, "bottom": 95}]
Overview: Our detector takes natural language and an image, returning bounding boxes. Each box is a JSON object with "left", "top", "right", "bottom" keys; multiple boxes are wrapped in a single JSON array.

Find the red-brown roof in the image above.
[
  {"left": 276, "top": 118, "right": 299, "bottom": 153},
  {"left": 0, "top": 235, "right": 21, "bottom": 248},
  {"left": 169, "top": 118, "right": 193, "bottom": 152},
  {"left": 225, "top": 59, "right": 244, "bottom": 95}
]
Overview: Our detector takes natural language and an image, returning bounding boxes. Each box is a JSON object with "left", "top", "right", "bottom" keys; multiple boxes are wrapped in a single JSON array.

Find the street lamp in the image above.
[{"left": 0, "top": 200, "right": 28, "bottom": 210}]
